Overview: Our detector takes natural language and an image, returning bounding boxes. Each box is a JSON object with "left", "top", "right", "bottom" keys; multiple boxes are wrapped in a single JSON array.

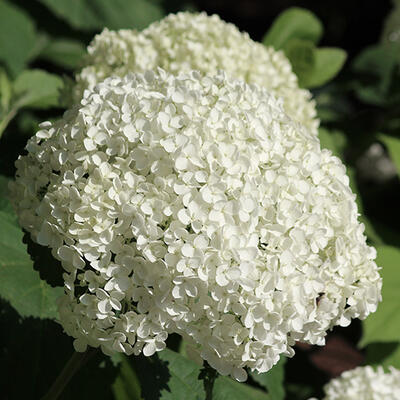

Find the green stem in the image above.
[{"left": 41, "top": 349, "right": 95, "bottom": 400}]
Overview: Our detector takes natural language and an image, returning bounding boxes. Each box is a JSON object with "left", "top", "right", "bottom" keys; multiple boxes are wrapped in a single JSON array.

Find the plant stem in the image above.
[{"left": 41, "top": 349, "right": 95, "bottom": 400}]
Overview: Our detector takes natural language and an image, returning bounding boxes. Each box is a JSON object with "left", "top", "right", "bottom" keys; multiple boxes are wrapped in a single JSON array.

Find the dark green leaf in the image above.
[
  {"left": 361, "top": 246, "right": 400, "bottom": 346},
  {"left": 352, "top": 44, "right": 400, "bottom": 106},
  {"left": 0, "top": 1, "right": 37, "bottom": 75},
  {"left": 0, "top": 176, "right": 63, "bottom": 319},
  {"left": 365, "top": 342, "right": 400, "bottom": 369},
  {"left": 318, "top": 127, "right": 348, "bottom": 159},
  {"left": 13, "top": 69, "right": 63, "bottom": 109},
  {"left": 112, "top": 356, "right": 142, "bottom": 400},
  {"left": 250, "top": 357, "right": 286, "bottom": 400},
  {"left": 127, "top": 349, "right": 269, "bottom": 400},
  {"left": 263, "top": 7, "right": 323, "bottom": 49},
  {"left": 40, "top": 39, "right": 86, "bottom": 69},
  {"left": 37, "top": 0, "right": 163, "bottom": 31}
]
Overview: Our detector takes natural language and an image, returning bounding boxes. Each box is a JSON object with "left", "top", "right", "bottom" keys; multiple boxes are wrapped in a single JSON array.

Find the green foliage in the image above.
[
  {"left": 264, "top": 7, "right": 346, "bottom": 89},
  {"left": 40, "top": 39, "right": 86, "bottom": 69},
  {"left": 263, "top": 7, "right": 323, "bottom": 49},
  {"left": 118, "top": 349, "right": 270, "bottom": 400},
  {"left": 250, "top": 357, "right": 286, "bottom": 400},
  {"left": 13, "top": 69, "right": 64, "bottom": 109},
  {"left": 365, "top": 342, "right": 400, "bottom": 370},
  {"left": 38, "top": 0, "right": 164, "bottom": 31},
  {"left": 0, "top": 176, "right": 63, "bottom": 319},
  {"left": 361, "top": 246, "right": 400, "bottom": 347},
  {"left": 352, "top": 44, "right": 400, "bottom": 106},
  {"left": 0, "top": 1, "right": 37, "bottom": 75}
]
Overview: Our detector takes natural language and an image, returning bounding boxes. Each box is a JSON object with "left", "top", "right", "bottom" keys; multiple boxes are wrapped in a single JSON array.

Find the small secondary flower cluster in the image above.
[
  {"left": 309, "top": 366, "right": 400, "bottom": 399},
  {"left": 10, "top": 69, "right": 381, "bottom": 380},
  {"left": 75, "top": 12, "right": 319, "bottom": 135}
]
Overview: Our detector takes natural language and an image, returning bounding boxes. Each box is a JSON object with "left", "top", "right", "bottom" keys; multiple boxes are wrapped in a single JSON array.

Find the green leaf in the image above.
[
  {"left": 13, "top": 69, "right": 63, "bottom": 109},
  {"left": 126, "top": 349, "right": 269, "bottom": 400},
  {"left": 40, "top": 39, "right": 86, "bottom": 69},
  {"left": 263, "top": 7, "right": 323, "bottom": 49},
  {"left": 301, "top": 47, "right": 347, "bottom": 88},
  {"left": 379, "top": 133, "right": 400, "bottom": 176},
  {"left": 352, "top": 44, "right": 400, "bottom": 106},
  {"left": 249, "top": 357, "right": 286, "bottom": 400},
  {"left": 0, "top": 1, "right": 37, "bottom": 75},
  {"left": 0, "top": 176, "right": 63, "bottom": 319},
  {"left": 365, "top": 342, "right": 400, "bottom": 369},
  {"left": 0, "top": 68, "right": 12, "bottom": 111},
  {"left": 361, "top": 246, "right": 400, "bottom": 347},
  {"left": 284, "top": 39, "right": 316, "bottom": 85},
  {"left": 318, "top": 127, "right": 348, "bottom": 159},
  {"left": 212, "top": 375, "right": 268, "bottom": 400},
  {"left": 37, "top": 0, "right": 164, "bottom": 31},
  {"left": 113, "top": 356, "right": 142, "bottom": 400}
]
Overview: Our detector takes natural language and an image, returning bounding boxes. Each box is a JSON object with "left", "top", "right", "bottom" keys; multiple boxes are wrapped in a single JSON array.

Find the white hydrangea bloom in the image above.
[
  {"left": 10, "top": 70, "right": 380, "bottom": 381},
  {"left": 75, "top": 12, "right": 319, "bottom": 135},
  {"left": 310, "top": 366, "right": 400, "bottom": 399}
]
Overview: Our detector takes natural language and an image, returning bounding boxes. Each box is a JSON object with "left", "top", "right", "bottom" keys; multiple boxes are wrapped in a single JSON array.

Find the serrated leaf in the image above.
[
  {"left": 37, "top": 0, "right": 163, "bottom": 31},
  {"left": 379, "top": 133, "right": 400, "bottom": 176},
  {"left": 301, "top": 48, "right": 347, "bottom": 88},
  {"left": 0, "top": 177, "right": 63, "bottom": 319},
  {"left": 361, "top": 246, "right": 400, "bottom": 347},
  {"left": 13, "top": 69, "right": 63, "bottom": 109},
  {"left": 0, "top": 1, "right": 37, "bottom": 75},
  {"left": 249, "top": 357, "right": 286, "bottom": 400},
  {"left": 263, "top": 7, "right": 323, "bottom": 49},
  {"left": 40, "top": 39, "right": 85, "bottom": 69}
]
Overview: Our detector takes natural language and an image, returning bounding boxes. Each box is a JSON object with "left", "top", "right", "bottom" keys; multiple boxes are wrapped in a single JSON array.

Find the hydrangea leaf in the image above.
[
  {"left": 13, "top": 69, "right": 63, "bottom": 109},
  {"left": 0, "top": 176, "right": 63, "bottom": 319},
  {"left": 249, "top": 357, "right": 286, "bottom": 400},
  {"left": 305, "top": 48, "right": 347, "bottom": 88},
  {"left": 37, "top": 0, "right": 163, "bottom": 31},
  {"left": 0, "top": 68, "right": 12, "bottom": 111},
  {"left": 263, "top": 7, "right": 323, "bottom": 49},
  {"left": 352, "top": 44, "right": 400, "bottom": 106},
  {"left": 361, "top": 246, "right": 400, "bottom": 346},
  {"left": 0, "top": 1, "right": 37, "bottom": 75},
  {"left": 365, "top": 342, "right": 400, "bottom": 370},
  {"left": 379, "top": 134, "right": 400, "bottom": 176},
  {"left": 40, "top": 39, "right": 85, "bottom": 70},
  {"left": 121, "top": 349, "right": 269, "bottom": 400},
  {"left": 112, "top": 356, "right": 142, "bottom": 400}
]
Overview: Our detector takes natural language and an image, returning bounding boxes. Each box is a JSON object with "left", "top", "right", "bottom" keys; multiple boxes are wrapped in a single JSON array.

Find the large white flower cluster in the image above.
[
  {"left": 10, "top": 70, "right": 381, "bottom": 381},
  {"left": 311, "top": 366, "right": 400, "bottom": 399},
  {"left": 75, "top": 12, "right": 319, "bottom": 135}
]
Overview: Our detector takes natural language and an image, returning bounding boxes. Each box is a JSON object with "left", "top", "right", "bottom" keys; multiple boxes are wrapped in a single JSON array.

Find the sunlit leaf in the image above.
[{"left": 263, "top": 7, "right": 323, "bottom": 49}]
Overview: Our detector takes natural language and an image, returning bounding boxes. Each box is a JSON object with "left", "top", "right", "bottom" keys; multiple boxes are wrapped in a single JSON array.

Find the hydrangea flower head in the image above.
[
  {"left": 311, "top": 366, "right": 400, "bottom": 399},
  {"left": 11, "top": 70, "right": 381, "bottom": 380},
  {"left": 75, "top": 12, "right": 319, "bottom": 134}
]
